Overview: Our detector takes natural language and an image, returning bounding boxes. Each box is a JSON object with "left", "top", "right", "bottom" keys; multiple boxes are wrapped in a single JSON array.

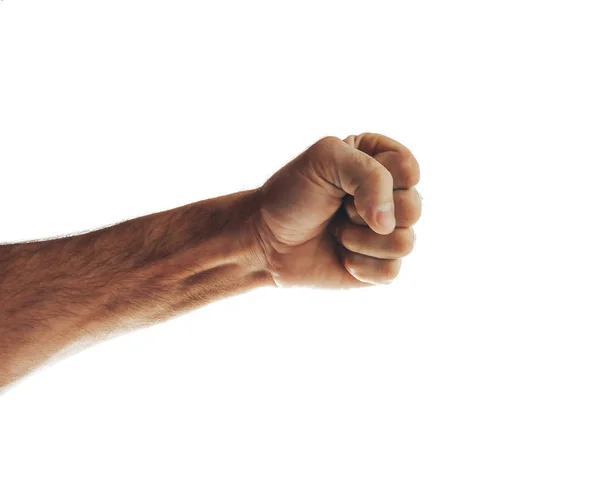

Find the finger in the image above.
[
  {"left": 373, "top": 151, "right": 420, "bottom": 189},
  {"left": 344, "top": 187, "right": 422, "bottom": 228},
  {"left": 344, "top": 132, "right": 413, "bottom": 158},
  {"left": 342, "top": 249, "right": 402, "bottom": 285},
  {"left": 344, "top": 133, "right": 420, "bottom": 189},
  {"left": 331, "top": 222, "right": 415, "bottom": 260},
  {"left": 311, "top": 137, "right": 396, "bottom": 235}
]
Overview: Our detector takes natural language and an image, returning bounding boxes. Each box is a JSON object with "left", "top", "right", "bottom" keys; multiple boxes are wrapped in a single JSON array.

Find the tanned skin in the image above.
[{"left": 0, "top": 132, "right": 421, "bottom": 390}]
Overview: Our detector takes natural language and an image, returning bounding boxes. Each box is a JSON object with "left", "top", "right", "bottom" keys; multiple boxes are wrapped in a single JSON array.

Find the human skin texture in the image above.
[{"left": 0, "top": 132, "right": 421, "bottom": 390}]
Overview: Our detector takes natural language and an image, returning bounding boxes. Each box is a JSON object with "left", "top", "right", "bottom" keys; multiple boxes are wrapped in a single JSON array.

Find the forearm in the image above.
[{"left": 0, "top": 188, "right": 274, "bottom": 388}]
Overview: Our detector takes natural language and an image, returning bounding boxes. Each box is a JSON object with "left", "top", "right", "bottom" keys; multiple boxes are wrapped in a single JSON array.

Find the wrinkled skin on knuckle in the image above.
[
  {"left": 318, "top": 135, "right": 342, "bottom": 147},
  {"left": 356, "top": 163, "right": 387, "bottom": 201},
  {"left": 312, "top": 136, "right": 342, "bottom": 158},
  {"left": 305, "top": 136, "right": 344, "bottom": 187}
]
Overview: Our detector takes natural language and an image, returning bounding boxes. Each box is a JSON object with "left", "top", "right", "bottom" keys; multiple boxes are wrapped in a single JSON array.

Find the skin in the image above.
[
  {"left": 255, "top": 133, "right": 421, "bottom": 288},
  {"left": 0, "top": 132, "right": 421, "bottom": 390}
]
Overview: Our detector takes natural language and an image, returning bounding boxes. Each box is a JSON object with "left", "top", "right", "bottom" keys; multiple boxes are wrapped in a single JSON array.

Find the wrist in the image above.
[
  {"left": 235, "top": 188, "right": 278, "bottom": 288},
  {"left": 97, "top": 188, "right": 277, "bottom": 325}
]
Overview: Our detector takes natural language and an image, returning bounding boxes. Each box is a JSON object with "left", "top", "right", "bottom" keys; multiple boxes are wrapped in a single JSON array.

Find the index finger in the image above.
[{"left": 344, "top": 132, "right": 420, "bottom": 189}]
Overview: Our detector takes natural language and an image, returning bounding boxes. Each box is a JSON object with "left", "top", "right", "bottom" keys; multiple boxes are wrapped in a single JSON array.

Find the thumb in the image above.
[{"left": 311, "top": 136, "right": 395, "bottom": 235}]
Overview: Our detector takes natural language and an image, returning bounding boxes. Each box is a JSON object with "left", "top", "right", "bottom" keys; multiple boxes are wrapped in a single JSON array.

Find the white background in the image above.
[{"left": 1, "top": 0, "right": 599, "bottom": 480}]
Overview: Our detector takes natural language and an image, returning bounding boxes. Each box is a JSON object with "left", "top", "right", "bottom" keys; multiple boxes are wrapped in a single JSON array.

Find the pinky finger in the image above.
[{"left": 343, "top": 250, "right": 402, "bottom": 285}]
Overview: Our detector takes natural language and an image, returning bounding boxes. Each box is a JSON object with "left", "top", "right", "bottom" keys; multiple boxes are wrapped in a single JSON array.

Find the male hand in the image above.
[{"left": 251, "top": 133, "right": 421, "bottom": 289}]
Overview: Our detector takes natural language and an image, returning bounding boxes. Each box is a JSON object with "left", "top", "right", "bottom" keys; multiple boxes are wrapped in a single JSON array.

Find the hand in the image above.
[{"left": 250, "top": 133, "right": 422, "bottom": 289}]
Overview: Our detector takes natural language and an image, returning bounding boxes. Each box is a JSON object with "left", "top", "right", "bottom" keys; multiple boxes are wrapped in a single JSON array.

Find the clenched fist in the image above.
[{"left": 250, "top": 132, "right": 422, "bottom": 289}]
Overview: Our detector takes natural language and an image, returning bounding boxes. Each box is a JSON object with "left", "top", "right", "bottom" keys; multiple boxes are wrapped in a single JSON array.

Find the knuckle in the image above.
[
  {"left": 314, "top": 135, "right": 341, "bottom": 151},
  {"left": 364, "top": 162, "right": 394, "bottom": 193},
  {"left": 352, "top": 162, "right": 385, "bottom": 201},
  {"left": 363, "top": 162, "right": 387, "bottom": 187},
  {"left": 310, "top": 136, "right": 342, "bottom": 166},
  {"left": 306, "top": 137, "right": 343, "bottom": 188}
]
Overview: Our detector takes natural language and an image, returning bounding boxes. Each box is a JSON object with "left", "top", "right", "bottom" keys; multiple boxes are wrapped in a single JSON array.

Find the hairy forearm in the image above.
[{"left": 0, "top": 188, "right": 274, "bottom": 388}]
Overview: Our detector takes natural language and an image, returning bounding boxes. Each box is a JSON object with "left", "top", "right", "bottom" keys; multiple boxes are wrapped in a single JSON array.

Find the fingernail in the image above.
[{"left": 375, "top": 203, "right": 395, "bottom": 231}]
